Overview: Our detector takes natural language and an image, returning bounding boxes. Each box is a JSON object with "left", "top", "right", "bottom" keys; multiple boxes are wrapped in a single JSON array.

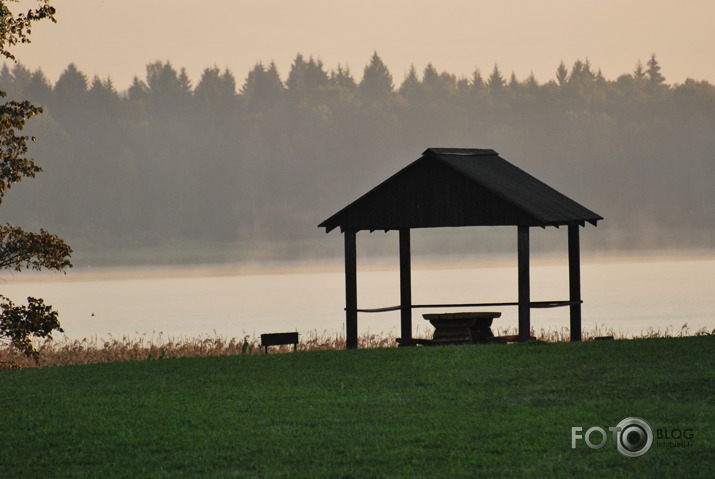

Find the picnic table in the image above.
[{"left": 422, "top": 312, "right": 501, "bottom": 345}]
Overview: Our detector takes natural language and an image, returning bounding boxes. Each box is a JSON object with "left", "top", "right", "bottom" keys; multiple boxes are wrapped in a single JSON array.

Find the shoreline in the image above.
[{"left": 1, "top": 248, "right": 714, "bottom": 283}]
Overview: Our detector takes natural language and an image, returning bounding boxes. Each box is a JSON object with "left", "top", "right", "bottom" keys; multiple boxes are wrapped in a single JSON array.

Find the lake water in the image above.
[{"left": 0, "top": 255, "right": 713, "bottom": 342}]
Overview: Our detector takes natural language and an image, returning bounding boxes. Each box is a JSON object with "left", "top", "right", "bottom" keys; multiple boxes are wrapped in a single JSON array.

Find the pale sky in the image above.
[{"left": 9, "top": 0, "right": 715, "bottom": 90}]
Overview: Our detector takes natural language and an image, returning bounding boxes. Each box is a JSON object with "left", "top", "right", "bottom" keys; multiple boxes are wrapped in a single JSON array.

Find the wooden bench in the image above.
[{"left": 260, "top": 332, "right": 299, "bottom": 354}]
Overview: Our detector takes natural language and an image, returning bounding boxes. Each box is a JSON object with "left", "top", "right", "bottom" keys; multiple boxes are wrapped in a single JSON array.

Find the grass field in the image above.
[{"left": 1, "top": 336, "right": 713, "bottom": 478}]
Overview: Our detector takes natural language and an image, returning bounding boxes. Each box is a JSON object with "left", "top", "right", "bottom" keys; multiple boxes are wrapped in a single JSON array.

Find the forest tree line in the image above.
[{"left": 1, "top": 52, "right": 714, "bottom": 263}]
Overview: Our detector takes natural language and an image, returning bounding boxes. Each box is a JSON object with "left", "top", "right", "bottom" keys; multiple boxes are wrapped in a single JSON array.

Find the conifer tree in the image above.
[
  {"left": 178, "top": 68, "right": 192, "bottom": 96},
  {"left": 87, "top": 76, "right": 118, "bottom": 105},
  {"left": 422, "top": 63, "right": 439, "bottom": 90},
  {"left": 487, "top": 64, "right": 506, "bottom": 92},
  {"left": 470, "top": 68, "right": 486, "bottom": 94},
  {"left": 194, "top": 66, "right": 237, "bottom": 111},
  {"left": 27, "top": 68, "right": 52, "bottom": 106},
  {"left": 53, "top": 63, "right": 88, "bottom": 101},
  {"left": 329, "top": 64, "right": 357, "bottom": 90},
  {"left": 646, "top": 54, "right": 666, "bottom": 87},
  {"left": 127, "top": 75, "right": 149, "bottom": 104},
  {"left": 556, "top": 61, "right": 569, "bottom": 87},
  {"left": 633, "top": 60, "right": 647, "bottom": 82},
  {"left": 359, "top": 52, "right": 394, "bottom": 99},
  {"left": 241, "top": 61, "right": 285, "bottom": 109},
  {"left": 399, "top": 64, "right": 420, "bottom": 99}
]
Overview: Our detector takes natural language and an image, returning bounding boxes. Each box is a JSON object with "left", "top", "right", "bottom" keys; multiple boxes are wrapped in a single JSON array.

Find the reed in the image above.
[{"left": 1, "top": 324, "right": 712, "bottom": 370}]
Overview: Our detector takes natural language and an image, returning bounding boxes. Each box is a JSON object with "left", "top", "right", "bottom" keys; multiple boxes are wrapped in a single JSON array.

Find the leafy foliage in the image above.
[
  {"left": 0, "top": 0, "right": 70, "bottom": 360},
  {"left": 0, "top": 223, "right": 72, "bottom": 271},
  {"left": 0, "top": 0, "right": 56, "bottom": 61},
  {"left": 0, "top": 295, "right": 61, "bottom": 359},
  {"left": 0, "top": 95, "right": 43, "bottom": 202}
]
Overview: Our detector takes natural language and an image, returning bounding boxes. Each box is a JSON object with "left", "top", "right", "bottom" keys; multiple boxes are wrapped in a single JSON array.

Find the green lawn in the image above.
[{"left": 1, "top": 336, "right": 713, "bottom": 478}]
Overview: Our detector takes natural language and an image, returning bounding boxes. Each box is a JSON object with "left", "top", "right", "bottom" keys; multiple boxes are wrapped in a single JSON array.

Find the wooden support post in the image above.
[
  {"left": 344, "top": 230, "right": 358, "bottom": 349},
  {"left": 568, "top": 223, "right": 582, "bottom": 342},
  {"left": 518, "top": 225, "right": 531, "bottom": 342},
  {"left": 399, "top": 228, "right": 412, "bottom": 340}
]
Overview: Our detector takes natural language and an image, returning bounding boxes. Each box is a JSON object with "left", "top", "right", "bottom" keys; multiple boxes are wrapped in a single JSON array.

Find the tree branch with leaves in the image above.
[
  {"left": 0, "top": 0, "right": 56, "bottom": 62},
  {"left": 0, "top": 0, "right": 70, "bottom": 361}
]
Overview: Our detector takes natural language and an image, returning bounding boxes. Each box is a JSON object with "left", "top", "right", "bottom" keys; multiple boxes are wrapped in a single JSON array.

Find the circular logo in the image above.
[{"left": 615, "top": 417, "right": 653, "bottom": 457}]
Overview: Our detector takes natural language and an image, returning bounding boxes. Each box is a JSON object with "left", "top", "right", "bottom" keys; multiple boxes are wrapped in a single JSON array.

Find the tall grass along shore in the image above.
[{"left": 1, "top": 323, "right": 712, "bottom": 369}]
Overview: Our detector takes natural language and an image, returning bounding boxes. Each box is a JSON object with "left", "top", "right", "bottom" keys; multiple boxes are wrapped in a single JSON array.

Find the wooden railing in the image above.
[{"left": 355, "top": 300, "right": 582, "bottom": 313}]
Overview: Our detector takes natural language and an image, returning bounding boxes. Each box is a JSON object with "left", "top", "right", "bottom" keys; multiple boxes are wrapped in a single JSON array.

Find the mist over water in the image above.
[{"left": 2, "top": 256, "right": 712, "bottom": 342}]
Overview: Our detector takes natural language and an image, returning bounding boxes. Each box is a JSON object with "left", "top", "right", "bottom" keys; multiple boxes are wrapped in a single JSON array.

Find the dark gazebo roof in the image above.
[{"left": 319, "top": 148, "right": 602, "bottom": 232}]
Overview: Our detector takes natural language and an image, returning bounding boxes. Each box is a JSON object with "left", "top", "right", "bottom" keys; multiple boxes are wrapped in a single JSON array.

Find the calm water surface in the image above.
[{"left": 1, "top": 257, "right": 713, "bottom": 342}]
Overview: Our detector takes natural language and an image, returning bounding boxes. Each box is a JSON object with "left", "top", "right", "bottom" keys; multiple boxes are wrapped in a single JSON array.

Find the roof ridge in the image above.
[{"left": 424, "top": 147, "right": 498, "bottom": 156}]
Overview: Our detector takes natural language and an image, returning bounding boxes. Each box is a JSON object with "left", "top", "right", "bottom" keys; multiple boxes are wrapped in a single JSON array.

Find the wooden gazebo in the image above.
[{"left": 319, "top": 148, "right": 603, "bottom": 349}]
